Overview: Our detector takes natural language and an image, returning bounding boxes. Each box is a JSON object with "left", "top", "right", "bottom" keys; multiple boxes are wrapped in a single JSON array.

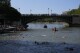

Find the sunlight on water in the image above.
[
  {"left": 27, "top": 22, "right": 69, "bottom": 29},
  {"left": 41, "top": 35, "right": 47, "bottom": 36}
]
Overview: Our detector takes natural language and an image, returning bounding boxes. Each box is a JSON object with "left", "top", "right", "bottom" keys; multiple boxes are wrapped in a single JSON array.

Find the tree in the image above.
[
  {"left": 65, "top": 5, "right": 80, "bottom": 15},
  {"left": 0, "top": 3, "right": 21, "bottom": 20}
]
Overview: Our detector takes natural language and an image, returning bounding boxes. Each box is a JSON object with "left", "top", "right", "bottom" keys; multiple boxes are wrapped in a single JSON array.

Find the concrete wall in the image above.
[{"left": 72, "top": 17, "right": 80, "bottom": 24}]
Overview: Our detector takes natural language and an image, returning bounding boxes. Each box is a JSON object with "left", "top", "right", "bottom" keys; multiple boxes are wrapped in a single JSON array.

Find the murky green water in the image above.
[
  {"left": 0, "top": 23, "right": 80, "bottom": 53},
  {"left": 26, "top": 23, "right": 80, "bottom": 44},
  {"left": 1, "top": 23, "right": 80, "bottom": 44}
]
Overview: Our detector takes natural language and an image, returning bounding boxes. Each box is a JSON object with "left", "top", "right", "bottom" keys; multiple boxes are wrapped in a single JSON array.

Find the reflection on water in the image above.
[{"left": 27, "top": 22, "right": 68, "bottom": 29}]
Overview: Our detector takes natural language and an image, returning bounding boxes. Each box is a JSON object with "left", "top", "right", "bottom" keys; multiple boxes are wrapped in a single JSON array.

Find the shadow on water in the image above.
[{"left": 0, "top": 40, "right": 80, "bottom": 53}]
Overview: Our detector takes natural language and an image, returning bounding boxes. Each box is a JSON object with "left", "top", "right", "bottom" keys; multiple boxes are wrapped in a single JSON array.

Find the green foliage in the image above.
[
  {"left": 66, "top": 6, "right": 80, "bottom": 15},
  {"left": 0, "top": 3, "right": 21, "bottom": 20}
]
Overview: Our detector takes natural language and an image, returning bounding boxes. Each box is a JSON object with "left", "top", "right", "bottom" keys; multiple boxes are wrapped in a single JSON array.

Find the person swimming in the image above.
[
  {"left": 44, "top": 24, "right": 47, "bottom": 28},
  {"left": 52, "top": 27, "right": 58, "bottom": 32}
]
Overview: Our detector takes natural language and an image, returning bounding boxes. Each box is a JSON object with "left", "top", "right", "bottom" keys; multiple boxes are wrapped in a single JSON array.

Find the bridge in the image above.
[
  {"left": 0, "top": 14, "right": 80, "bottom": 27},
  {"left": 22, "top": 14, "right": 80, "bottom": 27}
]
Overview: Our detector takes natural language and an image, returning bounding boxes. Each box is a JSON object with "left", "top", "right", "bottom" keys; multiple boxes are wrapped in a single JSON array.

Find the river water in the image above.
[
  {"left": 27, "top": 22, "right": 68, "bottom": 29},
  {"left": 26, "top": 22, "right": 80, "bottom": 44},
  {"left": 0, "top": 22, "right": 80, "bottom": 53},
  {"left": 0, "top": 22, "right": 80, "bottom": 44}
]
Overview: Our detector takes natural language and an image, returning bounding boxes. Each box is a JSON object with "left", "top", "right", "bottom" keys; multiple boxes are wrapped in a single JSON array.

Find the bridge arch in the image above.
[{"left": 22, "top": 14, "right": 73, "bottom": 27}]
